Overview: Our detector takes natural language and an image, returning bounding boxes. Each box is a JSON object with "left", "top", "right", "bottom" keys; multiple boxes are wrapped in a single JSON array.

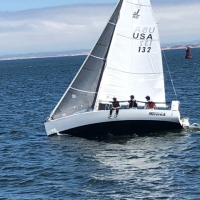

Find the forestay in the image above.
[
  {"left": 97, "top": 0, "right": 166, "bottom": 106},
  {"left": 50, "top": 0, "right": 123, "bottom": 120}
]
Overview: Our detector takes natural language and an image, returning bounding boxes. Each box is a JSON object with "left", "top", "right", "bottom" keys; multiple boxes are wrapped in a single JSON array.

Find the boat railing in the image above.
[{"left": 98, "top": 101, "right": 172, "bottom": 111}]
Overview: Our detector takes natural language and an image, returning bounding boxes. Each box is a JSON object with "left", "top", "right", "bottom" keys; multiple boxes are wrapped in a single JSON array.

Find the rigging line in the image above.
[
  {"left": 162, "top": 50, "right": 178, "bottom": 100},
  {"left": 136, "top": 101, "right": 170, "bottom": 104},
  {"left": 102, "top": 100, "right": 170, "bottom": 104}
]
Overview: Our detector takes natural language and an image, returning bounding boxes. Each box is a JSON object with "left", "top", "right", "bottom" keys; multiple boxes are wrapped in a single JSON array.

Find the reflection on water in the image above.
[{"left": 46, "top": 130, "right": 199, "bottom": 199}]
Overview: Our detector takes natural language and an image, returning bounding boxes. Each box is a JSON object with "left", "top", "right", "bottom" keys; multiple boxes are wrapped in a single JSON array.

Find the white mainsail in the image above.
[{"left": 97, "top": 0, "right": 165, "bottom": 105}]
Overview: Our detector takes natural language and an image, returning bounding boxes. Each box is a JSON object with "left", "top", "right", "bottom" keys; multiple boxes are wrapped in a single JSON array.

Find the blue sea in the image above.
[{"left": 0, "top": 49, "right": 200, "bottom": 199}]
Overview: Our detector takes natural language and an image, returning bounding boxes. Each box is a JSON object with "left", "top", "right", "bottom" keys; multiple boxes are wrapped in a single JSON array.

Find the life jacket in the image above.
[
  {"left": 112, "top": 101, "right": 120, "bottom": 108},
  {"left": 148, "top": 101, "right": 154, "bottom": 109},
  {"left": 129, "top": 100, "right": 138, "bottom": 108}
]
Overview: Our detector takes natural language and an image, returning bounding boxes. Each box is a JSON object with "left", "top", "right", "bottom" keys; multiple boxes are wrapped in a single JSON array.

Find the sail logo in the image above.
[
  {"left": 133, "top": 9, "right": 140, "bottom": 19},
  {"left": 149, "top": 112, "right": 166, "bottom": 117}
]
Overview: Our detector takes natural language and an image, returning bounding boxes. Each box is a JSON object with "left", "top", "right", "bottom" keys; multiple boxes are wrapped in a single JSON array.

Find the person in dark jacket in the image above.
[
  {"left": 109, "top": 97, "right": 120, "bottom": 118},
  {"left": 126, "top": 95, "right": 138, "bottom": 108}
]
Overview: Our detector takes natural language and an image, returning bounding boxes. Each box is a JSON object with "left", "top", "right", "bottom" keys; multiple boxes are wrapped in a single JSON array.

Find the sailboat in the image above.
[{"left": 45, "top": 0, "right": 189, "bottom": 137}]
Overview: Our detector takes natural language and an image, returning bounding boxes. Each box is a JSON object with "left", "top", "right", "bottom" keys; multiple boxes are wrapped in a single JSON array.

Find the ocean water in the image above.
[{"left": 0, "top": 49, "right": 200, "bottom": 200}]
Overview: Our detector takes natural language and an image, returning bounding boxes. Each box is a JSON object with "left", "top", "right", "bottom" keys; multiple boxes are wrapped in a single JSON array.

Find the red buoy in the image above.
[{"left": 185, "top": 47, "right": 192, "bottom": 59}]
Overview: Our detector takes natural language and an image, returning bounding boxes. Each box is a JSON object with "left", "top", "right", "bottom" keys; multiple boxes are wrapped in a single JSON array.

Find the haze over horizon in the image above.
[{"left": 0, "top": 0, "right": 199, "bottom": 56}]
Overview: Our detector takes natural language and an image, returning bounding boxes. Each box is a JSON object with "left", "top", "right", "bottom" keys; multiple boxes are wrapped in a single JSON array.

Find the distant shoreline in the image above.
[
  {"left": 162, "top": 44, "right": 200, "bottom": 51},
  {"left": 0, "top": 52, "right": 88, "bottom": 61},
  {"left": 1, "top": 45, "right": 200, "bottom": 61}
]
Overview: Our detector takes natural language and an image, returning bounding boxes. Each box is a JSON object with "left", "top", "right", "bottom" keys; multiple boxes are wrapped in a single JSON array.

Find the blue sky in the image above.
[
  {"left": 0, "top": 0, "right": 199, "bottom": 56},
  {"left": 0, "top": 0, "right": 117, "bottom": 11},
  {"left": 1, "top": 0, "right": 199, "bottom": 11}
]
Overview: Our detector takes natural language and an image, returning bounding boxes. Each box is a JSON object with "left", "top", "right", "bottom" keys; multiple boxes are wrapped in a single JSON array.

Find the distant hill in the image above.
[
  {"left": 162, "top": 44, "right": 200, "bottom": 50},
  {"left": 1, "top": 42, "right": 200, "bottom": 61},
  {"left": 0, "top": 49, "right": 89, "bottom": 61},
  {"left": 161, "top": 39, "right": 200, "bottom": 47}
]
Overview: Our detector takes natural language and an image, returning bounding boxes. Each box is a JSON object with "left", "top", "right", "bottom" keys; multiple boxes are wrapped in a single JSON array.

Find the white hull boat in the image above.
[
  {"left": 45, "top": 0, "right": 189, "bottom": 137},
  {"left": 45, "top": 105, "right": 184, "bottom": 137}
]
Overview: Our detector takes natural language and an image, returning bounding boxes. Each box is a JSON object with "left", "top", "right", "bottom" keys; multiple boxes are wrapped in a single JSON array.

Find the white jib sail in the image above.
[{"left": 97, "top": 0, "right": 166, "bottom": 106}]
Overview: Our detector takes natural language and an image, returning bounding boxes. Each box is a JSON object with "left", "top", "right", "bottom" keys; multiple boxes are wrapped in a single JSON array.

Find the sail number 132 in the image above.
[{"left": 138, "top": 47, "right": 151, "bottom": 53}]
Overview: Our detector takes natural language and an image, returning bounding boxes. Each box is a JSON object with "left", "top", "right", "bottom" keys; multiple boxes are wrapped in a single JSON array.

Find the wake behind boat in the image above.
[{"left": 45, "top": 0, "right": 189, "bottom": 137}]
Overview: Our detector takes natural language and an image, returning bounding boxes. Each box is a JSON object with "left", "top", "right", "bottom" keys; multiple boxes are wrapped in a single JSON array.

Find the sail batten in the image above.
[
  {"left": 106, "top": 67, "right": 163, "bottom": 74},
  {"left": 90, "top": 55, "right": 105, "bottom": 60},
  {"left": 126, "top": 1, "right": 151, "bottom": 7},
  {"left": 117, "top": 34, "right": 160, "bottom": 41},
  {"left": 108, "top": 22, "right": 117, "bottom": 26},
  {"left": 70, "top": 87, "right": 97, "bottom": 94}
]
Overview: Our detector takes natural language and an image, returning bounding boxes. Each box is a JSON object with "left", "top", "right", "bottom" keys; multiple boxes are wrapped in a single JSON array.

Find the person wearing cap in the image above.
[
  {"left": 109, "top": 97, "right": 120, "bottom": 118},
  {"left": 145, "top": 96, "right": 156, "bottom": 109},
  {"left": 126, "top": 95, "right": 138, "bottom": 109}
]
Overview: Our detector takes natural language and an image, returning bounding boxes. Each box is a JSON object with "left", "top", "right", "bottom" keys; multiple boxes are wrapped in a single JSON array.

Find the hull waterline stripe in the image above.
[{"left": 71, "top": 87, "right": 97, "bottom": 94}]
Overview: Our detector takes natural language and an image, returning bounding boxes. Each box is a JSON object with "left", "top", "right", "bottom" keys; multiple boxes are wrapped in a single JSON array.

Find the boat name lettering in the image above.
[{"left": 149, "top": 112, "right": 166, "bottom": 116}]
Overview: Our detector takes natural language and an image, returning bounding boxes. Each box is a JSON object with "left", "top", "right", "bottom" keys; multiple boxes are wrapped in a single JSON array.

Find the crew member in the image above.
[
  {"left": 126, "top": 95, "right": 138, "bottom": 109},
  {"left": 145, "top": 96, "right": 156, "bottom": 109},
  {"left": 109, "top": 97, "right": 120, "bottom": 118}
]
